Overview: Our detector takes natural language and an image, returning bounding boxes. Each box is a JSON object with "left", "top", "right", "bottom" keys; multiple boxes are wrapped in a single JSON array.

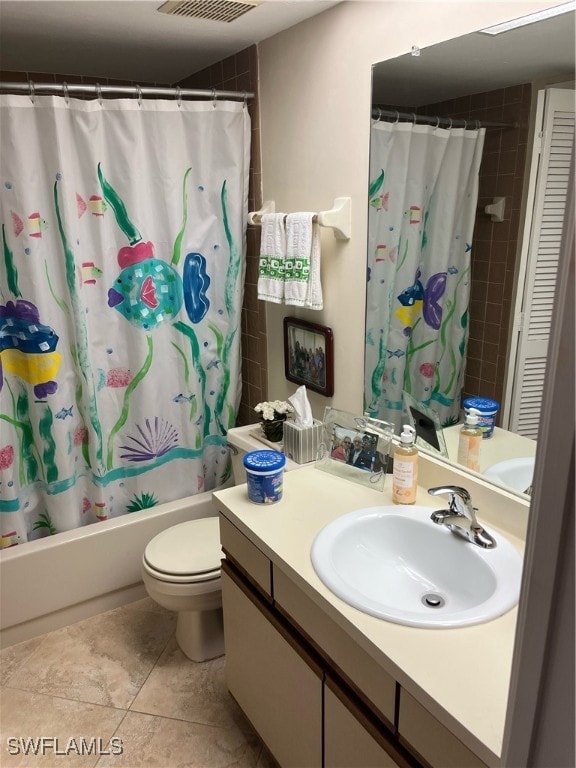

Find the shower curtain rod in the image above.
[
  {"left": 372, "top": 107, "right": 515, "bottom": 130},
  {"left": 0, "top": 81, "right": 254, "bottom": 102}
]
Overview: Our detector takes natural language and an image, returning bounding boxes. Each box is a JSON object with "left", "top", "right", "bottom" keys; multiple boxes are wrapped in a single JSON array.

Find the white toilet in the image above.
[
  {"left": 142, "top": 425, "right": 298, "bottom": 662},
  {"left": 141, "top": 517, "right": 223, "bottom": 662}
]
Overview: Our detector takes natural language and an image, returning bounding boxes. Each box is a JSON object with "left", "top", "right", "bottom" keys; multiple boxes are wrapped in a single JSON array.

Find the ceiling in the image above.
[
  {"left": 0, "top": 0, "right": 341, "bottom": 84},
  {"left": 372, "top": 9, "right": 575, "bottom": 106}
]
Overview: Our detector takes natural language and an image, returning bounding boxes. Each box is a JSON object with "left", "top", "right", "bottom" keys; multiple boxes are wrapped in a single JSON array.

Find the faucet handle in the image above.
[
  {"left": 428, "top": 486, "right": 474, "bottom": 519},
  {"left": 428, "top": 485, "right": 471, "bottom": 504}
]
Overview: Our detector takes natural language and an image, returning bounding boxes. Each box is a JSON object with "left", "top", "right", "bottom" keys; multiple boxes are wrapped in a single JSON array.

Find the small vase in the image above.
[{"left": 261, "top": 417, "right": 286, "bottom": 443}]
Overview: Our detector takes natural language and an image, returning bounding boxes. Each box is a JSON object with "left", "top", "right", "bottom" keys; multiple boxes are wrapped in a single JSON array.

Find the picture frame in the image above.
[
  {"left": 283, "top": 317, "right": 334, "bottom": 396},
  {"left": 315, "top": 407, "right": 394, "bottom": 490}
]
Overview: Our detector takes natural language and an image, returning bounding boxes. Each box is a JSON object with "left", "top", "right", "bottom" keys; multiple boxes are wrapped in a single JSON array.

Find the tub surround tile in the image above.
[
  {"left": 5, "top": 603, "right": 176, "bottom": 709},
  {"left": 0, "top": 687, "right": 125, "bottom": 767},
  {"left": 130, "top": 638, "right": 250, "bottom": 733},
  {"left": 94, "top": 711, "right": 262, "bottom": 768}
]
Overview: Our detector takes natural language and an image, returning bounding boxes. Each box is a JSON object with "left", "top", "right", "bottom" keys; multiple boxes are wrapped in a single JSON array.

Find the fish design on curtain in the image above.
[
  {"left": 0, "top": 95, "right": 249, "bottom": 545},
  {"left": 364, "top": 121, "right": 485, "bottom": 432}
]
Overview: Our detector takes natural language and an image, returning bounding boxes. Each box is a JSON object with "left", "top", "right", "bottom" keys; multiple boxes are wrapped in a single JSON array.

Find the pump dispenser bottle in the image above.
[
  {"left": 392, "top": 425, "right": 418, "bottom": 504},
  {"left": 457, "top": 407, "right": 482, "bottom": 472}
]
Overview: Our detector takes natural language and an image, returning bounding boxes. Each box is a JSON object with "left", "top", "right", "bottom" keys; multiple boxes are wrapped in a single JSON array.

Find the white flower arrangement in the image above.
[{"left": 254, "top": 399, "right": 294, "bottom": 421}]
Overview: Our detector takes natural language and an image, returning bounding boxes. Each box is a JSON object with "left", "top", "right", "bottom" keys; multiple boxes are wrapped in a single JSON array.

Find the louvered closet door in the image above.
[{"left": 509, "top": 88, "right": 575, "bottom": 439}]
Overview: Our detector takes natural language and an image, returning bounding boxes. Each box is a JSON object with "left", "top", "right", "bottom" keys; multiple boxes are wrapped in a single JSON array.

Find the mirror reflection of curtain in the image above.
[{"left": 365, "top": 120, "right": 485, "bottom": 431}]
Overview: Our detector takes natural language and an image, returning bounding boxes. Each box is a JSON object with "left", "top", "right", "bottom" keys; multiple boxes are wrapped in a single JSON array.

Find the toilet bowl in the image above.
[{"left": 142, "top": 517, "right": 223, "bottom": 662}]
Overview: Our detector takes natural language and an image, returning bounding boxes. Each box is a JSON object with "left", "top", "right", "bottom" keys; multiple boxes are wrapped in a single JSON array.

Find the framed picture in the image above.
[
  {"left": 315, "top": 407, "right": 394, "bottom": 491},
  {"left": 283, "top": 317, "right": 334, "bottom": 396}
]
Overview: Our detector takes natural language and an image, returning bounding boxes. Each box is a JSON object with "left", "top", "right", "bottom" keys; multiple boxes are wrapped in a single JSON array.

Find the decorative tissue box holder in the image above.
[{"left": 283, "top": 419, "right": 323, "bottom": 464}]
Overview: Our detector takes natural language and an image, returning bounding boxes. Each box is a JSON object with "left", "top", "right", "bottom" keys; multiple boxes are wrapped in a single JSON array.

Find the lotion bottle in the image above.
[
  {"left": 392, "top": 425, "right": 418, "bottom": 504},
  {"left": 457, "top": 407, "right": 482, "bottom": 472}
]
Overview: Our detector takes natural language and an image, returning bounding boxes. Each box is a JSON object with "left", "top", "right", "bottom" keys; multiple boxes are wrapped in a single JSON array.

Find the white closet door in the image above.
[{"left": 508, "top": 88, "right": 575, "bottom": 439}]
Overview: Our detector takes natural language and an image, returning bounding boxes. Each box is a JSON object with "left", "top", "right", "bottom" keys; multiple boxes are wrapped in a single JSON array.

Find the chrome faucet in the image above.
[{"left": 428, "top": 486, "right": 497, "bottom": 549}]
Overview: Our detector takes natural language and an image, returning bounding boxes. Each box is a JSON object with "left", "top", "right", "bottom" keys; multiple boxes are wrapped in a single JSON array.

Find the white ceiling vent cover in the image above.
[{"left": 158, "top": 0, "right": 262, "bottom": 23}]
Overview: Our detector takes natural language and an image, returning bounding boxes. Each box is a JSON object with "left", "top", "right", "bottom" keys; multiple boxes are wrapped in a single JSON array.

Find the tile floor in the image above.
[{"left": 0, "top": 599, "right": 275, "bottom": 767}]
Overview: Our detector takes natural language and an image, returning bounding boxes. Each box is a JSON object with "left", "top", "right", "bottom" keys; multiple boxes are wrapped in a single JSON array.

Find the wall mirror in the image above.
[{"left": 366, "top": 8, "right": 575, "bottom": 498}]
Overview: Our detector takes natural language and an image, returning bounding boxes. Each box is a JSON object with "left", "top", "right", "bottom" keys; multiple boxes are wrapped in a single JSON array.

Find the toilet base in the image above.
[{"left": 176, "top": 606, "right": 224, "bottom": 662}]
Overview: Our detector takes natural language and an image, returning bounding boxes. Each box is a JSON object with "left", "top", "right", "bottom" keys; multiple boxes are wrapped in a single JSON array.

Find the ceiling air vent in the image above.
[{"left": 158, "top": 0, "right": 262, "bottom": 23}]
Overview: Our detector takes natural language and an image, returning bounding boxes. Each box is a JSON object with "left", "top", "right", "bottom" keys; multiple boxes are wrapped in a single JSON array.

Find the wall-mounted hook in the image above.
[{"left": 485, "top": 196, "right": 506, "bottom": 222}]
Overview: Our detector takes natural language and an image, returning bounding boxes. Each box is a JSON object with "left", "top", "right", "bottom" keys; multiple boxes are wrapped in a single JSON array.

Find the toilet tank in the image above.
[{"left": 227, "top": 424, "right": 302, "bottom": 485}]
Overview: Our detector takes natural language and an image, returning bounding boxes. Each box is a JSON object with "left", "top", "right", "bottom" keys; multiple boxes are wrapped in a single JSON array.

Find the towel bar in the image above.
[{"left": 248, "top": 197, "right": 351, "bottom": 240}]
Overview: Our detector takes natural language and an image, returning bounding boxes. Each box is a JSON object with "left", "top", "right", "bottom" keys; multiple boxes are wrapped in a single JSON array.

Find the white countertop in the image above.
[{"left": 214, "top": 464, "right": 525, "bottom": 766}]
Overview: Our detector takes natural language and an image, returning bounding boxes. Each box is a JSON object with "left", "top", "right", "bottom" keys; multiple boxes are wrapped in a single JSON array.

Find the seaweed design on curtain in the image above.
[
  {"left": 364, "top": 120, "right": 485, "bottom": 432},
  {"left": 0, "top": 96, "right": 248, "bottom": 545}
]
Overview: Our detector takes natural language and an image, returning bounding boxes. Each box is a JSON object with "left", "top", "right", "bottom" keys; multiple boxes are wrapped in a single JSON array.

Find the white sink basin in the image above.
[
  {"left": 311, "top": 506, "right": 522, "bottom": 628},
  {"left": 484, "top": 457, "right": 534, "bottom": 493}
]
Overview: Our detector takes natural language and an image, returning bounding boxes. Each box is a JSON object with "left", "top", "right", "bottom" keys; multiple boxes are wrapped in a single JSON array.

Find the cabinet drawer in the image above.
[
  {"left": 222, "top": 566, "right": 322, "bottom": 767},
  {"left": 273, "top": 566, "right": 396, "bottom": 726},
  {"left": 398, "top": 690, "right": 487, "bottom": 768},
  {"left": 219, "top": 515, "right": 272, "bottom": 598}
]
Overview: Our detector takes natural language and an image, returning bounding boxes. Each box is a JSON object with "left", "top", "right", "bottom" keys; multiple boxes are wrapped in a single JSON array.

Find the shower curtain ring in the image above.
[
  {"left": 96, "top": 83, "right": 103, "bottom": 105},
  {"left": 63, "top": 81, "right": 69, "bottom": 104},
  {"left": 243, "top": 92, "right": 248, "bottom": 110},
  {"left": 435, "top": 116, "right": 440, "bottom": 129},
  {"left": 136, "top": 85, "right": 142, "bottom": 107},
  {"left": 394, "top": 110, "right": 400, "bottom": 124},
  {"left": 476, "top": 119, "right": 481, "bottom": 130},
  {"left": 29, "top": 80, "right": 35, "bottom": 103},
  {"left": 212, "top": 88, "right": 217, "bottom": 108},
  {"left": 176, "top": 86, "right": 182, "bottom": 108},
  {"left": 412, "top": 113, "right": 417, "bottom": 125}
]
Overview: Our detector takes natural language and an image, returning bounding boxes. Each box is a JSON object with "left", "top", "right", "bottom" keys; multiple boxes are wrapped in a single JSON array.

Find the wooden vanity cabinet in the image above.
[
  {"left": 219, "top": 513, "right": 488, "bottom": 768},
  {"left": 221, "top": 565, "right": 323, "bottom": 767},
  {"left": 324, "top": 678, "right": 408, "bottom": 768}
]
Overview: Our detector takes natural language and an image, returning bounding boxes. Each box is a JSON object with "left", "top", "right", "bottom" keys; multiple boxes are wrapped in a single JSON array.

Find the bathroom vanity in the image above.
[{"left": 213, "top": 459, "right": 528, "bottom": 768}]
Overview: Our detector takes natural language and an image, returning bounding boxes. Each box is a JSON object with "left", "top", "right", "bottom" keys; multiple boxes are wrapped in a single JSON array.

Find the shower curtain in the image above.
[
  {"left": 364, "top": 120, "right": 485, "bottom": 431},
  {"left": 0, "top": 94, "right": 249, "bottom": 545}
]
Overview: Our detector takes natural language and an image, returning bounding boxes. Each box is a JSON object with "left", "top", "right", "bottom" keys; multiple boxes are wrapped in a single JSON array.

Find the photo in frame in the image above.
[
  {"left": 316, "top": 407, "right": 393, "bottom": 490},
  {"left": 283, "top": 317, "right": 334, "bottom": 396}
]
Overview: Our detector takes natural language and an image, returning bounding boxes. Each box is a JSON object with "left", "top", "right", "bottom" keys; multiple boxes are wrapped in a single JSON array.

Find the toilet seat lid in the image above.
[{"left": 144, "top": 518, "right": 221, "bottom": 577}]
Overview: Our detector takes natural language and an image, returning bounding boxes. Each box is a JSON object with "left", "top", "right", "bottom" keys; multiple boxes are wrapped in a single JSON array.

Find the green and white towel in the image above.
[
  {"left": 257, "top": 212, "right": 286, "bottom": 303},
  {"left": 284, "top": 212, "right": 323, "bottom": 310}
]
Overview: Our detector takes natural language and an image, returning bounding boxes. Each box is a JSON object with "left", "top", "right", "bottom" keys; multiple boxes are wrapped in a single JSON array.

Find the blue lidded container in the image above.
[
  {"left": 243, "top": 450, "right": 286, "bottom": 504},
  {"left": 463, "top": 397, "right": 500, "bottom": 439}
]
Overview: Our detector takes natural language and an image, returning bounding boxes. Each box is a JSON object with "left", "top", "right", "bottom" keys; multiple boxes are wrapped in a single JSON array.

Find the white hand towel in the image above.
[
  {"left": 284, "top": 212, "right": 323, "bottom": 310},
  {"left": 257, "top": 213, "right": 286, "bottom": 303}
]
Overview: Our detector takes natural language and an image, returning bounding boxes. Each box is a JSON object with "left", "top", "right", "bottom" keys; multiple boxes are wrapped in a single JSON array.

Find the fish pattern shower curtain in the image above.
[
  {"left": 365, "top": 120, "right": 485, "bottom": 431},
  {"left": 0, "top": 95, "right": 249, "bottom": 546}
]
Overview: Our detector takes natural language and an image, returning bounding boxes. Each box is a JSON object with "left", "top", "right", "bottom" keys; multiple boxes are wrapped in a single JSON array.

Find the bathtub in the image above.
[{"left": 0, "top": 490, "right": 219, "bottom": 647}]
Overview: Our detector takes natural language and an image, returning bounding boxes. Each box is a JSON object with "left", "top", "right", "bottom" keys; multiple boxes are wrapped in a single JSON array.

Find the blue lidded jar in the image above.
[
  {"left": 463, "top": 397, "right": 500, "bottom": 439},
  {"left": 243, "top": 450, "right": 286, "bottom": 504}
]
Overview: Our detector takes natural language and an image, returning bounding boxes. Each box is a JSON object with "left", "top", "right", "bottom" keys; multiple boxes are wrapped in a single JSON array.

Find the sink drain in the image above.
[{"left": 422, "top": 592, "right": 445, "bottom": 609}]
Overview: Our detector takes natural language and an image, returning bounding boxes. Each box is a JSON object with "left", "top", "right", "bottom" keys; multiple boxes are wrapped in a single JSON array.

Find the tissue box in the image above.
[{"left": 283, "top": 419, "right": 323, "bottom": 464}]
